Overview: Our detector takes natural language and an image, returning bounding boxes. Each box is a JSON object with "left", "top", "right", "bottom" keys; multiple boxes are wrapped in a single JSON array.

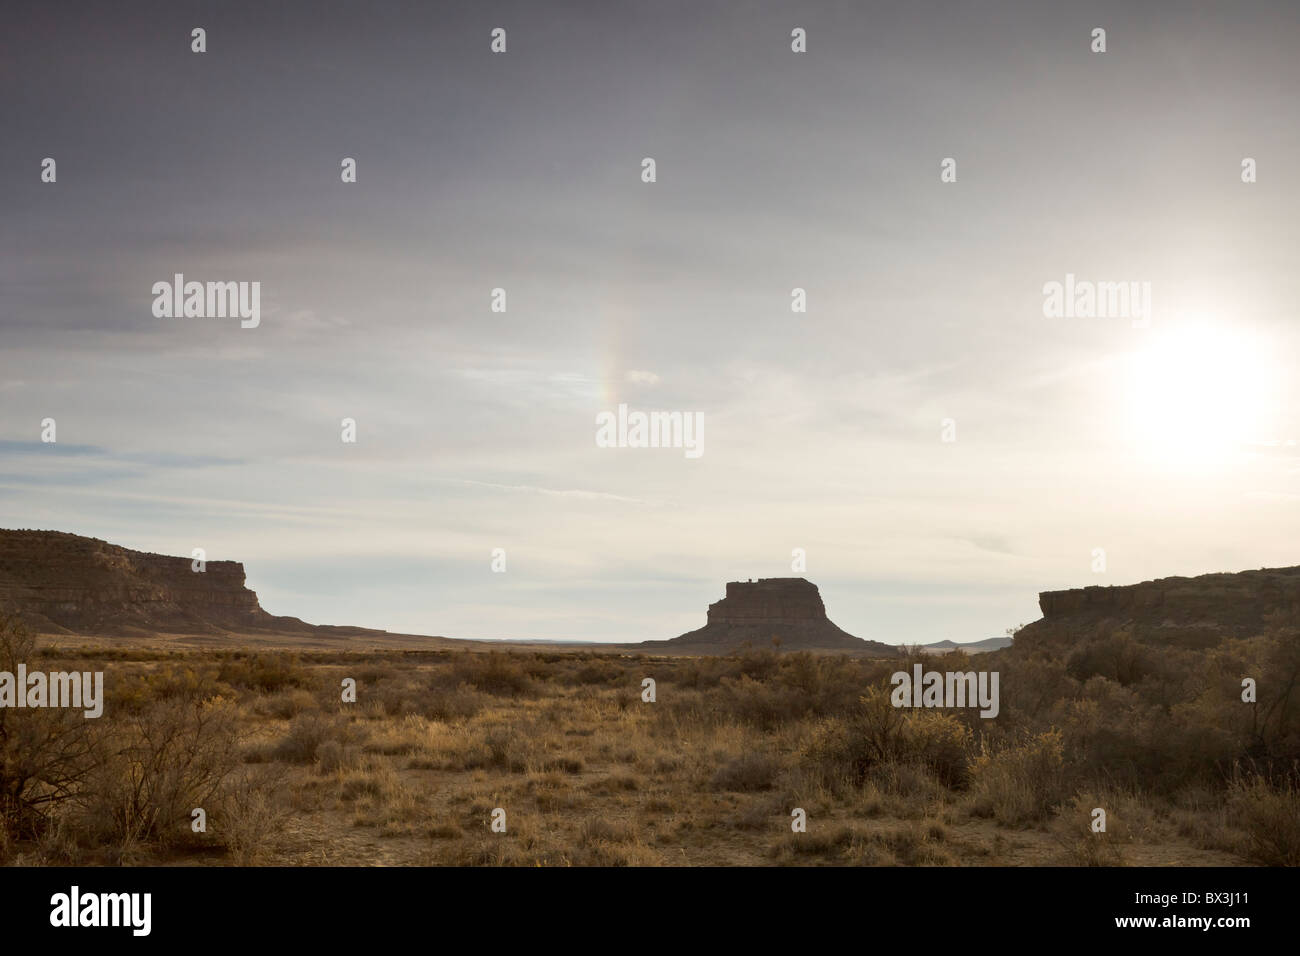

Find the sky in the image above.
[{"left": 2, "top": 0, "right": 1299, "bottom": 644}]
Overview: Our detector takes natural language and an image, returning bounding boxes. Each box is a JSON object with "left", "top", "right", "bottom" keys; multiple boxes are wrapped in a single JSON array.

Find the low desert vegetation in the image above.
[{"left": 1, "top": 613, "right": 1296, "bottom": 866}]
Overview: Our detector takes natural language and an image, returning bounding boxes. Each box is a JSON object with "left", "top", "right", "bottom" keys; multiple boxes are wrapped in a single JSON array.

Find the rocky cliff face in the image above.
[
  {"left": 652, "top": 577, "right": 895, "bottom": 654},
  {"left": 0, "top": 529, "right": 310, "bottom": 635},
  {"left": 1016, "top": 565, "right": 1300, "bottom": 650}
]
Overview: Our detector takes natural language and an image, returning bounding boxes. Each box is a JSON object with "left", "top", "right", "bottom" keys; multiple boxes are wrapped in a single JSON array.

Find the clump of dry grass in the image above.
[
  {"left": 770, "top": 818, "right": 959, "bottom": 866},
  {"left": 579, "top": 817, "right": 637, "bottom": 846},
  {"left": 217, "top": 766, "right": 291, "bottom": 864},
  {"left": 583, "top": 772, "right": 640, "bottom": 795},
  {"left": 1049, "top": 792, "right": 1129, "bottom": 866},
  {"left": 336, "top": 756, "right": 406, "bottom": 804},
  {"left": 316, "top": 739, "right": 363, "bottom": 774}
]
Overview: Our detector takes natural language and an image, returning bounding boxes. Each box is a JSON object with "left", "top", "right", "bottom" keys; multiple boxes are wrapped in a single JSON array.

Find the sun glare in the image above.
[{"left": 1124, "top": 322, "right": 1280, "bottom": 470}]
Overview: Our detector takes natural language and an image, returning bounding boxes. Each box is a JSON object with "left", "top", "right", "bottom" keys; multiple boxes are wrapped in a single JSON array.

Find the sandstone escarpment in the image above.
[
  {"left": 651, "top": 577, "right": 895, "bottom": 655},
  {"left": 1016, "top": 565, "right": 1300, "bottom": 650},
  {"left": 0, "top": 529, "right": 311, "bottom": 636}
]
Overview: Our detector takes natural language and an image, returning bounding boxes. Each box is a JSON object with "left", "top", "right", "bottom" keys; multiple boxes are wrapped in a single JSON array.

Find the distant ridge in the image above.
[
  {"left": 643, "top": 577, "right": 896, "bottom": 655},
  {"left": 901, "top": 637, "right": 1014, "bottom": 654},
  {"left": 27, "top": 530, "right": 1286, "bottom": 659},
  {"left": 1016, "top": 565, "right": 1300, "bottom": 650},
  {"left": 0, "top": 529, "right": 397, "bottom": 641}
]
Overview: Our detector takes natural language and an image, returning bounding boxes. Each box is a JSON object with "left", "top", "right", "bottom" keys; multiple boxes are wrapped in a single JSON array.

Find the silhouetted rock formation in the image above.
[
  {"left": 1016, "top": 565, "right": 1300, "bottom": 650},
  {"left": 650, "top": 577, "right": 895, "bottom": 654},
  {"left": 0, "top": 529, "right": 315, "bottom": 636}
]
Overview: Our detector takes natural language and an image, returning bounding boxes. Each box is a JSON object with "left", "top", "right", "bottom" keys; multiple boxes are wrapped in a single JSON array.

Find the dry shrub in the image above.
[
  {"left": 572, "top": 660, "right": 625, "bottom": 686},
  {"left": 77, "top": 695, "right": 242, "bottom": 849},
  {"left": 421, "top": 687, "right": 485, "bottom": 721},
  {"left": 451, "top": 653, "right": 535, "bottom": 697},
  {"left": 1228, "top": 775, "right": 1300, "bottom": 866},
  {"left": 273, "top": 712, "right": 361, "bottom": 764},
  {"left": 866, "top": 762, "right": 948, "bottom": 804},
  {"left": 462, "top": 728, "right": 527, "bottom": 773},
  {"left": 710, "top": 752, "right": 784, "bottom": 792},
  {"left": 801, "top": 687, "right": 972, "bottom": 794},
  {"left": 0, "top": 616, "right": 99, "bottom": 839},
  {"left": 112, "top": 664, "right": 231, "bottom": 710},
  {"left": 968, "top": 729, "right": 1067, "bottom": 825},
  {"left": 216, "top": 652, "right": 310, "bottom": 693},
  {"left": 257, "top": 689, "right": 319, "bottom": 720}
]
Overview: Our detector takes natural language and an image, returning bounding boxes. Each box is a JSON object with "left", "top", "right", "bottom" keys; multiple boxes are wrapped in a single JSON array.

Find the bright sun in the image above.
[{"left": 1124, "top": 322, "right": 1280, "bottom": 469}]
